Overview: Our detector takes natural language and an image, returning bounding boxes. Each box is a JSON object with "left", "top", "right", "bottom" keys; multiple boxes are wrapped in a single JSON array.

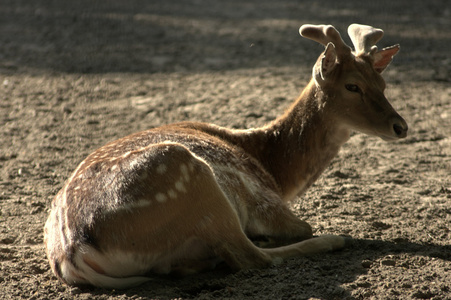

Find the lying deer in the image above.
[{"left": 44, "top": 24, "right": 408, "bottom": 288}]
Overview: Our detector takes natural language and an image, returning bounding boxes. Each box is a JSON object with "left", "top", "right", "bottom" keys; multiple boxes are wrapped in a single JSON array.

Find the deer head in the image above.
[{"left": 299, "top": 24, "right": 407, "bottom": 141}]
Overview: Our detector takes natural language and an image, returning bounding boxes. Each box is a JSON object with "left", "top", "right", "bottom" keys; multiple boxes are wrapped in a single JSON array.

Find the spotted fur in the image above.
[{"left": 44, "top": 24, "right": 407, "bottom": 288}]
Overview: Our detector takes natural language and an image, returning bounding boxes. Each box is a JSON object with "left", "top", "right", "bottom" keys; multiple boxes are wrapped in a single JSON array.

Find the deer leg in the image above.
[
  {"left": 246, "top": 200, "right": 313, "bottom": 247},
  {"left": 261, "top": 235, "right": 346, "bottom": 260},
  {"left": 183, "top": 157, "right": 275, "bottom": 270},
  {"left": 170, "top": 257, "right": 223, "bottom": 277},
  {"left": 184, "top": 154, "right": 343, "bottom": 270},
  {"left": 199, "top": 193, "right": 345, "bottom": 270}
]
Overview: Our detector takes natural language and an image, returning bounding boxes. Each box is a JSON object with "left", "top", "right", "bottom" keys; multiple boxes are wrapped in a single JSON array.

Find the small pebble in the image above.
[
  {"left": 381, "top": 259, "right": 396, "bottom": 266},
  {"left": 361, "top": 260, "right": 372, "bottom": 268}
]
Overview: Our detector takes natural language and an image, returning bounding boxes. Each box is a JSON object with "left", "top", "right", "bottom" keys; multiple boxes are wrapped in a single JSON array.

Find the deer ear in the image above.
[
  {"left": 314, "top": 42, "right": 337, "bottom": 82},
  {"left": 373, "top": 44, "right": 400, "bottom": 73}
]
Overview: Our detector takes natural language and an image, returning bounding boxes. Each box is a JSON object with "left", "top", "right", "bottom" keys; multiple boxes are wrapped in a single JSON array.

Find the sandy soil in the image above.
[{"left": 1, "top": 0, "right": 450, "bottom": 299}]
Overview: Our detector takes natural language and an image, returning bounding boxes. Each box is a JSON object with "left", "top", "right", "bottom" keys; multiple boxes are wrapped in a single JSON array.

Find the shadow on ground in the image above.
[
  {"left": 1, "top": 0, "right": 449, "bottom": 79},
  {"left": 70, "top": 238, "right": 450, "bottom": 299}
]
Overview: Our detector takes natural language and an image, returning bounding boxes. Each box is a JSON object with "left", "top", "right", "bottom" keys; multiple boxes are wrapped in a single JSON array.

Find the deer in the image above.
[{"left": 44, "top": 24, "right": 408, "bottom": 289}]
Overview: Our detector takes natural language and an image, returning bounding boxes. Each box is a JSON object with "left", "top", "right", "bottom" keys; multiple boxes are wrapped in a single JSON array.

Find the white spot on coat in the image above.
[
  {"left": 120, "top": 199, "right": 152, "bottom": 211},
  {"left": 155, "top": 193, "right": 167, "bottom": 203},
  {"left": 175, "top": 180, "right": 187, "bottom": 193},
  {"left": 167, "top": 189, "right": 177, "bottom": 199},
  {"left": 156, "top": 164, "right": 167, "bottom": 174},
  {"left": 180, "top": 164, "right": 190, "bottom": 182}
]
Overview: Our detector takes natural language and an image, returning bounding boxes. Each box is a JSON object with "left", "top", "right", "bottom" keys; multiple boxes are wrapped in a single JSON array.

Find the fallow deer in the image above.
[{"left": 44, "top": 24, "right": 408, "bottom": 288}]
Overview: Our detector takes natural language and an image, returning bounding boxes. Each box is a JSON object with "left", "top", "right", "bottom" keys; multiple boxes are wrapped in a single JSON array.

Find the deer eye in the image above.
[{"left": 345, "top": 84, "right": 361, "bottom": 93}]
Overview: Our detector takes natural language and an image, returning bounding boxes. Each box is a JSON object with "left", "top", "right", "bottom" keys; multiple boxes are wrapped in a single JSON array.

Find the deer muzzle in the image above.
[{"left": 389, "top": 116, "right": 408, "bottom": 139}]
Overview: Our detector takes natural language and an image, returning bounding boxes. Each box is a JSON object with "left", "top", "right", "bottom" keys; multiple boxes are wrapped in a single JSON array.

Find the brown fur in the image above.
[{"left": 44, "top": 24, "right": 407, "bottom": 288}]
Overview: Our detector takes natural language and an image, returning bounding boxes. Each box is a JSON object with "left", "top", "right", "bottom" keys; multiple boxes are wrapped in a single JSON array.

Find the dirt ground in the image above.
[{"left": 1, "top": 0, "right": 450, "bottom": 299}]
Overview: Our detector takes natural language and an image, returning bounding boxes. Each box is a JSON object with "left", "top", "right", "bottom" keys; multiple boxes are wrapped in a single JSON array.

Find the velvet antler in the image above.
[
  {"left": 299, "top": 24, "right": 351, "bottom": 57},
  {"left": 347, "top": 23, "right": 400, "bottom": 73},
  {"left": 347, "top": 24, "right": 384, "bottom": 56}
]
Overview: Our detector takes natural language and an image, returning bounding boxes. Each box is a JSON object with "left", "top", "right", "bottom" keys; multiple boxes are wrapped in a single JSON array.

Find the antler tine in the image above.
[
  {"left": 299, "top": 24, "right": 351, "bottom": 55},
  {"left": 348, "top": 24, "right": 384, "bottom": 56}
]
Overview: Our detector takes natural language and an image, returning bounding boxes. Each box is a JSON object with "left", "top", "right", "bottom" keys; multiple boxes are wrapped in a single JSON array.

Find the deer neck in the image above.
[
  {"left": 178, "top": 80, "right": 350, "bottom": 202},
  {"left": 246, "top": 80, "right": 351, "bottom": 202}
]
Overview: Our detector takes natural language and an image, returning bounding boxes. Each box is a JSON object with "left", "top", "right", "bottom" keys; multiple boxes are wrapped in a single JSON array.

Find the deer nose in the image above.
[{"left": 391, "top": 117, "right": 408, "bottom": 138}]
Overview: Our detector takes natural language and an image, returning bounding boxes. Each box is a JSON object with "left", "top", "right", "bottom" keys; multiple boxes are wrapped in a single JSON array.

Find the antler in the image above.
[
  {"left": 299, "top": 24, "right": 351, "bottom": 56},
  {"left": 299, "top": 23, "right": 400, "bottom": 74},
  {"left": 347, "top": 24, "right": 384, "bottom": 56}
]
